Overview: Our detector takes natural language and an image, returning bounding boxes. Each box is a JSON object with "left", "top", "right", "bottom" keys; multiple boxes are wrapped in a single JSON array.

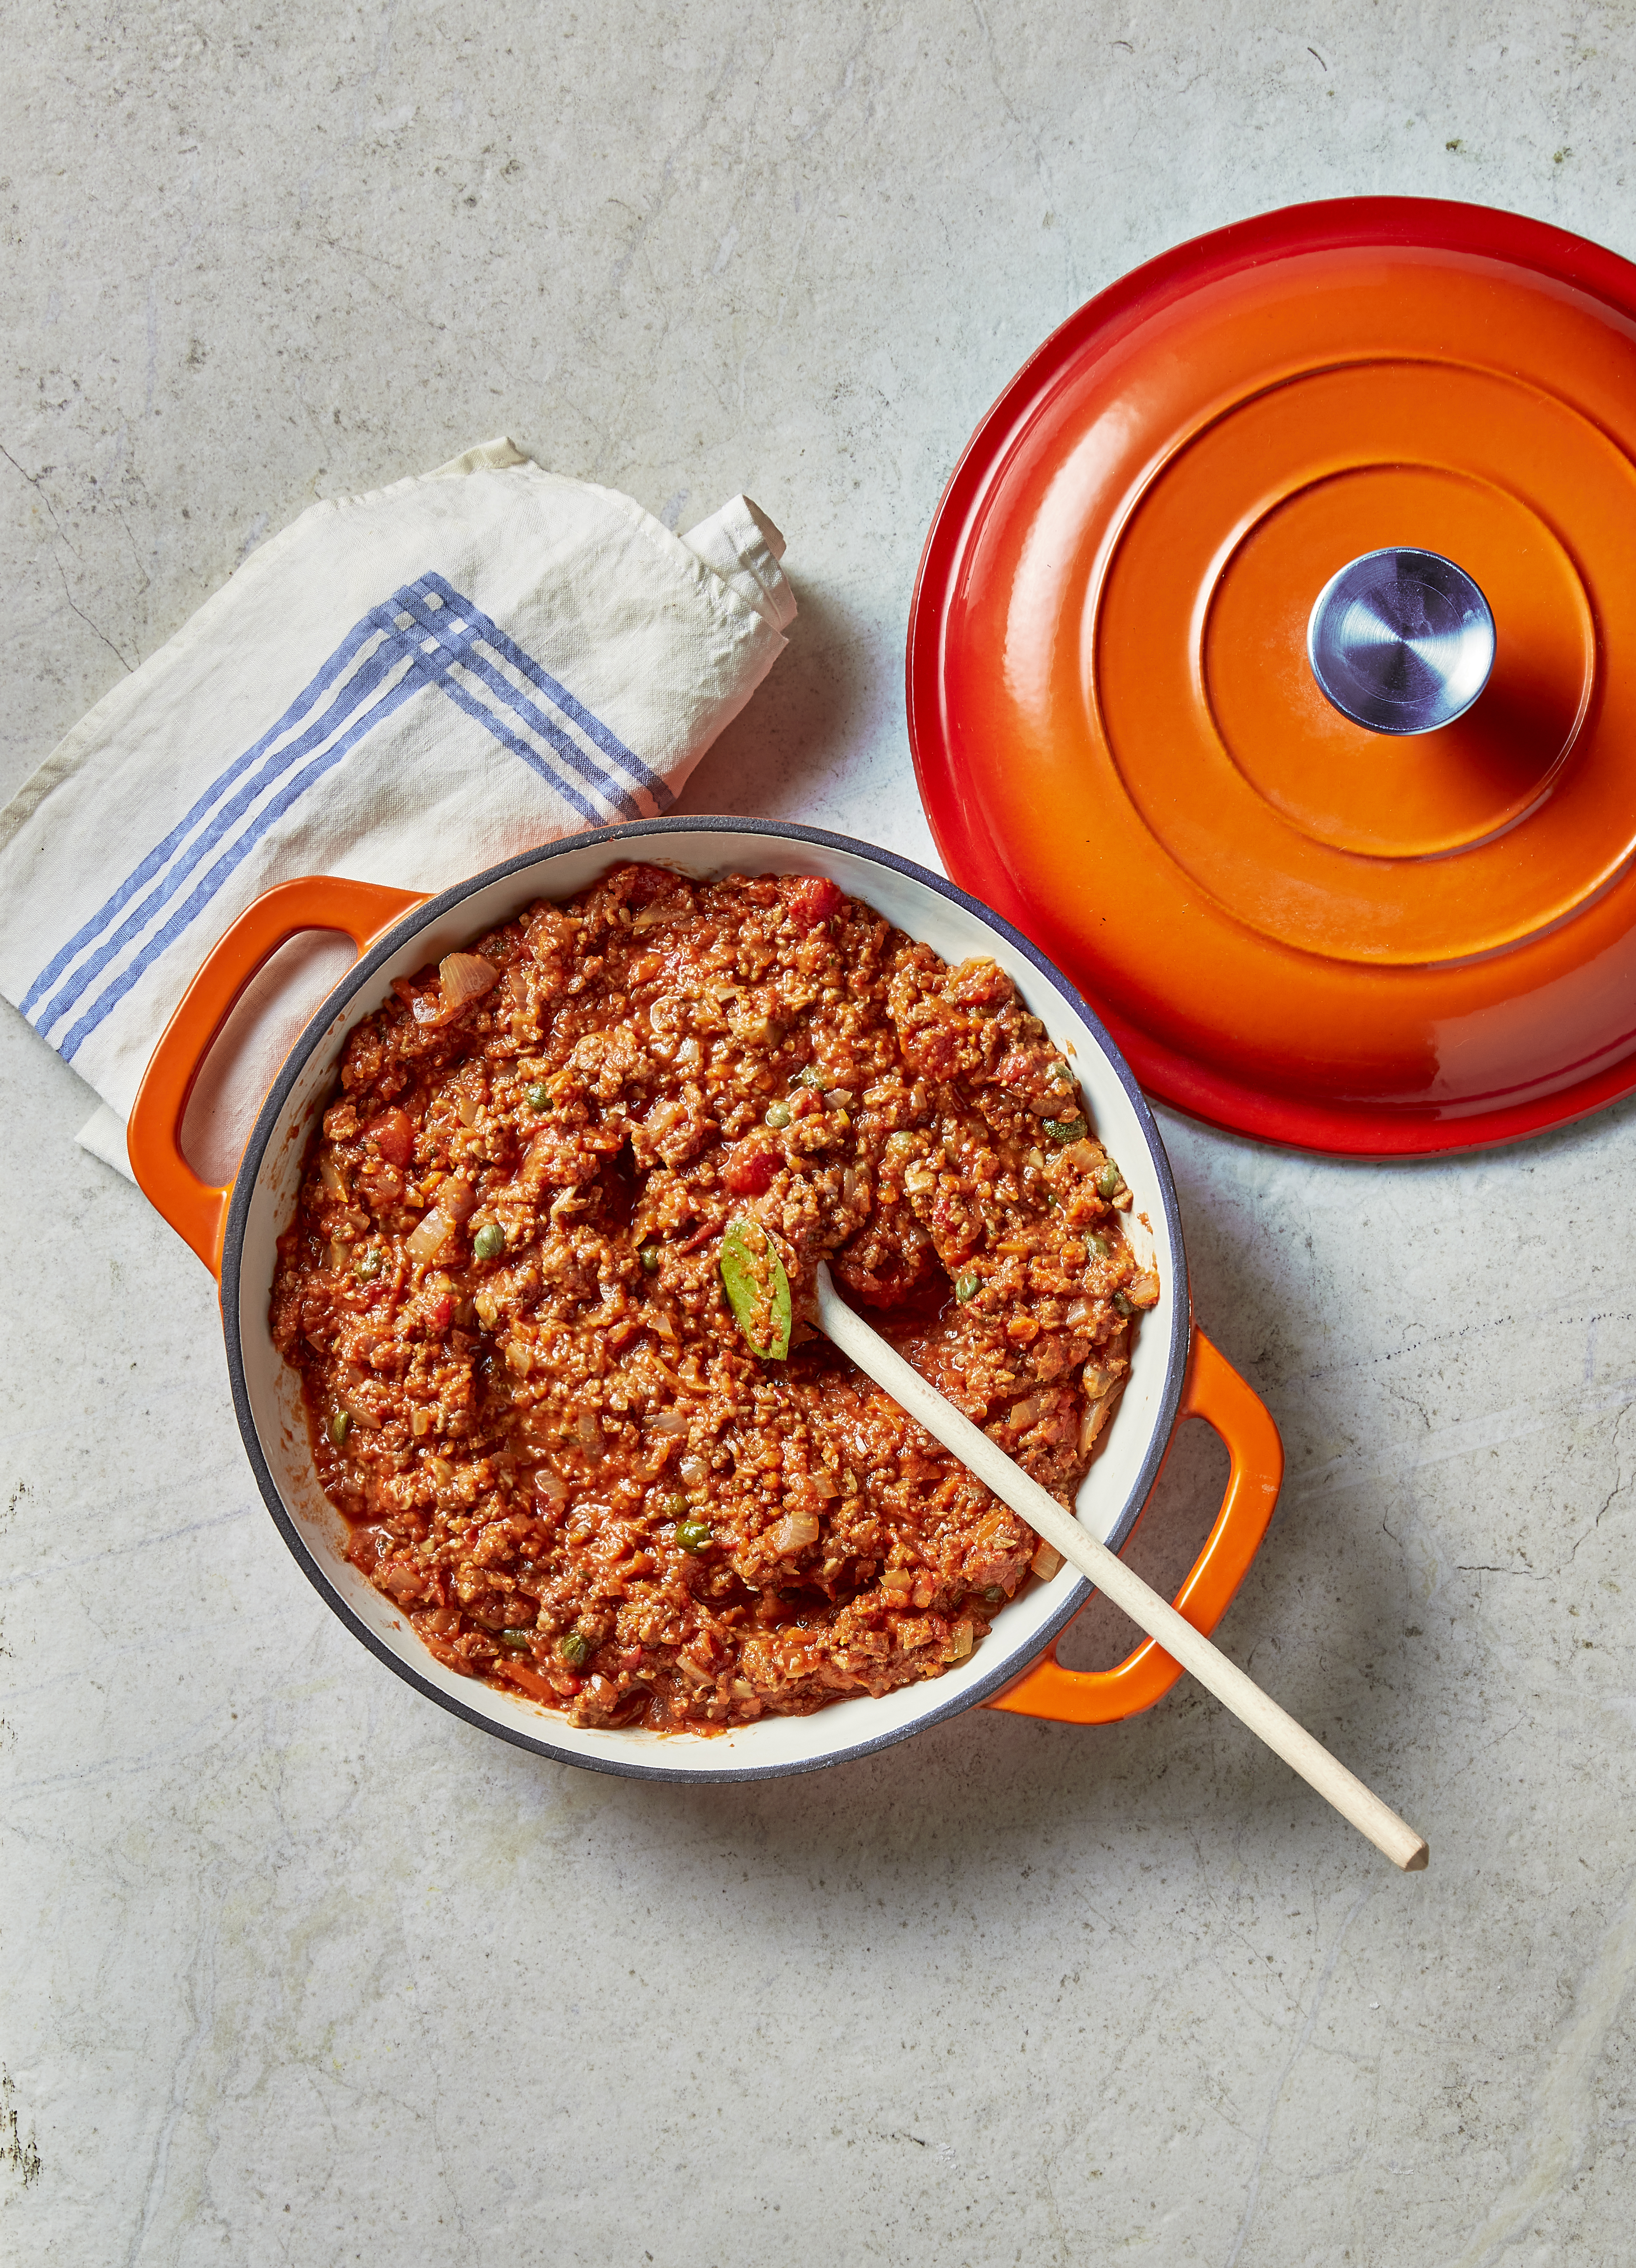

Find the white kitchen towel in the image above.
[{"left": 0, "top": 437, "right": 795, "bottom": 1181}]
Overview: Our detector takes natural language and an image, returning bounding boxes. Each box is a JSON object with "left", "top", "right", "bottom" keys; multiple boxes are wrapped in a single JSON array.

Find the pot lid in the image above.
[{"left": 908, "top": 198, "right": 1636, "bottom": 1154}]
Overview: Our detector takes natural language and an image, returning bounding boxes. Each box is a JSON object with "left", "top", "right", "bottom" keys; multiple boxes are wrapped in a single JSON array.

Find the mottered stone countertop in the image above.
[{"left": 4, "top": 5, "right": 1635, "bottom": 2261}]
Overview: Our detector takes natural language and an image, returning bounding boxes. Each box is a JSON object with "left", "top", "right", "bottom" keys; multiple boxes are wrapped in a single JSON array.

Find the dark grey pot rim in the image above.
[{"left": 220, "top": 816, "right": 1191, "bottom": 1782}]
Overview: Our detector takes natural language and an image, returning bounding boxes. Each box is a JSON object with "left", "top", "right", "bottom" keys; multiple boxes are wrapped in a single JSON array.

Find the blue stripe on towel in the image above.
[
  {"left": 415, "top": 572, "right": 668, "bottom": 802},
  {"left": 35, "top": 630, "right": 417, "bottom": 1046},
  {"left": 25, "top": 574, "right": 652, "bottom": 1062},
  {"left": 18, "top": 610, "right": 388, "bottom": 1022},
  {"left": 59, "top": 671, "right": 428, "bottom": 1062},
  {"left": 428, "top": 667, "right": 614, "bottom": 823},
  {"left": 395, "top": 586, "right": 638, "bottom": 820}
]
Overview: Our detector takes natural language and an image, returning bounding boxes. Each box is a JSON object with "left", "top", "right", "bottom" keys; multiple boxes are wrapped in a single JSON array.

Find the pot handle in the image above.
[
  {"left": 985, "top": 1329, "right": 1283, "bottom": 1724},
  {"left": 127, "top": 876, "right": 428, "bottom": 1278}
]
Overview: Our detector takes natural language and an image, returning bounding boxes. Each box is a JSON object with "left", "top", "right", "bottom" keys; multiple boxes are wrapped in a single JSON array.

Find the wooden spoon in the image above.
[{"left": 814, "top": 1265, "right": 1428, "bottom": 1872}]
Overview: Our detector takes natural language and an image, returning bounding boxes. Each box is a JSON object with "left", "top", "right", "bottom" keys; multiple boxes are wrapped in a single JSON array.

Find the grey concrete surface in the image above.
[{"left": 5, "top": 5, "right": 1636, "bottom": 2263}]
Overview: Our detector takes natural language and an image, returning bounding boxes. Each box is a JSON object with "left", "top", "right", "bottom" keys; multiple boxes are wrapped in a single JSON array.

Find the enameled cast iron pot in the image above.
[{"left": 128, "top": 818, "right": 1282, "bottom": 1781}]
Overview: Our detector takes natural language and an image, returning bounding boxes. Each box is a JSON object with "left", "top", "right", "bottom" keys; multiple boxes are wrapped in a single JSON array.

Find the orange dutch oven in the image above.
[{"left": 128, "top": 819, "right": 1282, "bottom": 1781}]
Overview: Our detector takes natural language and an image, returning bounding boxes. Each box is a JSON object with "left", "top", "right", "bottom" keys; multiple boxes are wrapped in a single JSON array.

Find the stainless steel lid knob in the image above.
[{"left": 1307, "top": 547, "right": 1495, "bottom": 735}]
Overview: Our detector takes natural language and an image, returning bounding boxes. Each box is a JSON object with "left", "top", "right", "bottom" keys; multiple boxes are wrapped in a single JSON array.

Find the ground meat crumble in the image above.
[{"left": 270, "top": 863, "right": 1160, "bottom": 1731}]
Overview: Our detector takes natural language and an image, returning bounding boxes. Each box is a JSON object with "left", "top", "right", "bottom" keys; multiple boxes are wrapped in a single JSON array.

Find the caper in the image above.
[
  {"left": 1048, "top": 1061, "right": 1074, "bottom": 1086},
  {"left": 328, "top": 1410, "right": 353, "bottom": 1447},
  {"left": 1096, "top": 1163, "right": 1122, "bottom": 1199},
  {"left": 1086, "top": 1233, "right": 1109, "bottom": 1258},
  {"left": 765, "top": 1102, "right": 792, "bottom": 1129},
  {"left": 1112, "top": 1289, "right": 1134, "bottom": 1318},
  {"left": 955, "top": 1272, "right": 981, "bottom": 1302},
  {"left": 663, "top": 1493, "right": 689, "bottom": 1518},
  {"left": 472, "top": 1222, "right": 506, "bottom": 1262},
  {"left": 983, "top": 1585, "right": 1006, "bottom": 1604},
  {"left": 675, "top": 1519, "right": 715, "bottom": 1555},
  {"left": 558, "top": 1632, "right": 591, "bottom": 1669},
  {"left": 498, "top": 1629, "right": 533, "bottom": 1648},
  {"left": 1043, "top": 1117, "right": 1088, "bottom": 1146},
  {"left": 526, "top": 1083, "right": 553, "bottom": 1112},
  {"left": 639, "top": 1240, "right": 660, "bottom": 1273},
  {"left": 354, "top": 1247, "right": 384, "bottom": 1281}
]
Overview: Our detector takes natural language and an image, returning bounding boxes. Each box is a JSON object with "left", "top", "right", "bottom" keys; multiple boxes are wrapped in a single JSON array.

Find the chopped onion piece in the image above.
[
  {"left": 648, "top": 1410, "right": 689, "bottom": 1437},
  {"left": 1030, "top": 1541, "right": 1063, "bottom": 1581},
  {"left": 809, "top": 1468, "right": 840, "bottom": 1500},
  {"left": 771, "top": 1508, "right": 820, "bottom": 1556},
  {"left": 405, "top": 1208, "right": 451, "bottom": 1264},
  {"left": 1080, "top": 1397, "right": 1115, "bottom": 1454},
  {"left": 679, "top": 1453, "right": 708, "bottom": 1490},
  {"left": 439, "top": 952, "right": 500, "bottom": 1013},
  {"left": 576, "top": 1412, "right": 604, "bottom": 1456}
]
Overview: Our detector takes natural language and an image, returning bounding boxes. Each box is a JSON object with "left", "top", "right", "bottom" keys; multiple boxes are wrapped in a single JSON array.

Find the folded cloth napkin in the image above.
[{"left": 0, "top": 437, "right": 794, "bottom": 1182}]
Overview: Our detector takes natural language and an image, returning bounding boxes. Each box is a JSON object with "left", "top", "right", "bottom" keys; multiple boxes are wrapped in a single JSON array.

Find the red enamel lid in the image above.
[{"left": 908, "top": 198, "right": 1636, "bottom": 1154}]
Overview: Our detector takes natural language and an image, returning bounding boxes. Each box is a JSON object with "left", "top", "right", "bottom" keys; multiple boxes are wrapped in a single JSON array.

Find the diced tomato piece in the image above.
[
  {"left": 724, "top": 1143, "right": 779, "bottom": 1197},
  {"left": 365, "top": 1106, "right": 415, "bottom": 1168},
  {"left": 784, "top": 875, "right": 843, "bottom": 930}
]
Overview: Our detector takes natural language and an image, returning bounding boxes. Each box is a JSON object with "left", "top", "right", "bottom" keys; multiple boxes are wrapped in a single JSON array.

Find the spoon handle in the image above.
[{"left": 815, "top": 1267, "right": 1428, "bottom": 1873}]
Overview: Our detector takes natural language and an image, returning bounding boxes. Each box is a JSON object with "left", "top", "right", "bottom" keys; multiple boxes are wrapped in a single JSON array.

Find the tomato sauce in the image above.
[{"left": 270, "top": 865, "right": 1157, "bottom": 1730}]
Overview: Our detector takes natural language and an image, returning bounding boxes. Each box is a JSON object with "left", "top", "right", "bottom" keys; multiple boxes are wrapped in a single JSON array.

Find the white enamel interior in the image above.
[{"left": 229, "top": 828, "right": 1187, "bottom": 1778}]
